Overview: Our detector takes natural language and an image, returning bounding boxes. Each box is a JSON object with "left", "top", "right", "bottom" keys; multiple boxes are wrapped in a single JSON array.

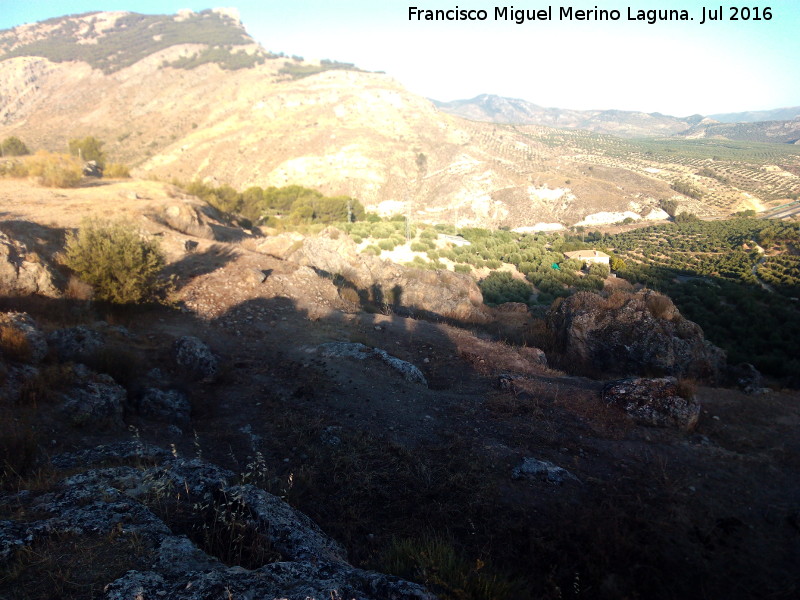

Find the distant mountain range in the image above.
[{"left": 433, "top": 94, "right": 800, "bottom": 143}]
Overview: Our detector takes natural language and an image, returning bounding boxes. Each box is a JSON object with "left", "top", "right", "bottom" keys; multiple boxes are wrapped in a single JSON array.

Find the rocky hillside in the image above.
[
  {"left": 2, "top": 174, "right": 799, "bottom": 599},
  {"left": 2, "top": 11, "right": 799, "bottom": 228}
]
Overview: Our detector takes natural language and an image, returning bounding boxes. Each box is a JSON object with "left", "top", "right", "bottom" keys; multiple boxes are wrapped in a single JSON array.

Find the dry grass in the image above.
[
  {"left": 23, "top": 151, "right": 84, "bottom": 188},
  {"left": 646, "top": 293, "right": 675, "bottom": 320},
  {"left": 0, "top": 324, "right": 32, "bottom": 363}
]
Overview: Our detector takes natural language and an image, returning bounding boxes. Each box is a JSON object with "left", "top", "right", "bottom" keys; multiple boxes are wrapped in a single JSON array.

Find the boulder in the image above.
[
  {"left": 512, "top": 457, "right": 580, "bottom": 484},
  {"left": 60, "top": 364, "right": 126, "bottom": 428},
  {"left": 318, "top": 342, "right": 428, "bottom": 386},
  {"left": 161, "top": 202, "right": 215, "bottom": 239},
  {"left": 254, "top": 231, "right": 305, "bottom": 259},
  {"left": 172, "top": 336, "right": 219, "bottom": 381},
  {"left": 602, "top": 376, "right": 701, "bottom": 431},
  {"left": 47, "top": 325, "right": 104, "bottom": 361},
  {"left": 135, "top": 388, "right": 191, "bottom": 427},
  {"left": 0, "top": 231, "right": 59, "bottom": 297},
  {"left": 547, "top": 289, "right": 726, "bottom": 382},
  {"left": 728, "top": 362, "right": 769, "bottom": 395},
  {"left": 0, "top": 312, "right": 48, "bottom": 363}
]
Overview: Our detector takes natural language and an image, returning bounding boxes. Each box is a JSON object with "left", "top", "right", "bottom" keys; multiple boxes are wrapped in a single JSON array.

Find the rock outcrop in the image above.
[
  {"left": 60, "top": 364, "right": 127, "bottom": 429},
  {"left": 318, "top": 342, "right": 428, "bottom": 386},
  {"left": 0, "top": 231, "right": 59, "bottom": 297},
  {"left": 547, "top": 290, "right": 726, "bottom": 381},
  {"left": 172, "top": 335, "right": 219, "bottom": 382},
  {"left": 283, "top": 228, "right": 491, "bottom": 324},
  {"left": 1, "top": 444, "right": 434, "bottom": 600},
  {"left": 0, "top": 312, "right": 48, "bottom": 363},
  {"left": 602, "top": 377, "right": 701, "bottom": 430},
  {"left": 160, "top": 202, "right": 216, "bottom": 240}
]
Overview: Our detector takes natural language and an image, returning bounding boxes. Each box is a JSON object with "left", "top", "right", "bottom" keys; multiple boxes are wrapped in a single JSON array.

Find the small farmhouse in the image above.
[{"left": 564, "top": 249, "right": 610, "bottom": 266}]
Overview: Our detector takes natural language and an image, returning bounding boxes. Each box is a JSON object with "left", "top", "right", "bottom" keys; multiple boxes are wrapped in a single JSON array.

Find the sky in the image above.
[{"left": 1, "top": 0, "right": 798, "bottom": 116}]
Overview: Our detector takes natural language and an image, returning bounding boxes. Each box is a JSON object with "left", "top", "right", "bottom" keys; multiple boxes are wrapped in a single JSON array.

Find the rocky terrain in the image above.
[{"left": 1, "top": 177, "right": 799, "bottom": 599}]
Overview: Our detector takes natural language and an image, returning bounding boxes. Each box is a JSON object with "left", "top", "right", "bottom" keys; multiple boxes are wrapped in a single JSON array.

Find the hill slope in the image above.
[{"left": 1, "top": 11, "right": 799, "bottom": 227}]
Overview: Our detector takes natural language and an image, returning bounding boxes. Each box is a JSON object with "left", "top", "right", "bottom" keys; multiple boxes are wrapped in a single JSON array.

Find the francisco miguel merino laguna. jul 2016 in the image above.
[{"left": 408, "top": 5, "right": 775, "bottom": 25}]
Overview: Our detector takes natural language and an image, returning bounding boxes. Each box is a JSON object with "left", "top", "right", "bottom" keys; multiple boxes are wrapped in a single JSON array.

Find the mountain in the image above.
[
  {"left": 435, "top": 94, "right": 800, "bottom": 145},
  {"left": 680, "top": 119, "right": 800, "bottom": 144},
  {"left": 710, "top": 106, "right": 800, "bottom": 123},
  {"left": 1, "top": 11, "right": 799, "bottom": 227},
  {"left": 432, "top": 94, "right": 705, "bottom": 138}
]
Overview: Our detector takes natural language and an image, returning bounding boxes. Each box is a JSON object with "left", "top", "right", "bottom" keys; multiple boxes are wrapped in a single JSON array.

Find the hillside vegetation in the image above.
[{"left": 0, "top": 10, "right": 257, "bottom": 73}]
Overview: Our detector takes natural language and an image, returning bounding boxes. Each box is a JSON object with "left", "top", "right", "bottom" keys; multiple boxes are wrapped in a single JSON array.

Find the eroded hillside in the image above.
[{"left": 2, "top": 11, "right": 800, "bottom": 230}]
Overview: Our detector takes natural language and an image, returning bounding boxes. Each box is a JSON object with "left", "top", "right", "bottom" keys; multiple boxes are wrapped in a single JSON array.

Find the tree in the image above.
[
  {"left": 68, "top": 136, "right": 106, "bottom": 167},
  {"left": 64, "top": 220, "right": 165, "bottom": 304},
  {"left": 0, "top": 136, "right": 30, "bottom": 157}
]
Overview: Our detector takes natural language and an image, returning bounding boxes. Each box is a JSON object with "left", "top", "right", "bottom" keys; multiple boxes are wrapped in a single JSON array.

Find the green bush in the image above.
[
  {"left": 479, "top": 272, "right": 533, "bottom": 306},
  {"left": 68, "top": 136, "right": 106, "bottom": 167},
  {"left": 1, "top": 136, "right": 29, "bottom": 156},
  {"left": 64, "top": 220, "right": 165, "bottom": 304}
]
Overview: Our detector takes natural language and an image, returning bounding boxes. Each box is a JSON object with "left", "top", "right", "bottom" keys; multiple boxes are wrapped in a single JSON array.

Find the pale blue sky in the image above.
[{"left": 1, "top": 1, "right": 797, "bottom": 116}]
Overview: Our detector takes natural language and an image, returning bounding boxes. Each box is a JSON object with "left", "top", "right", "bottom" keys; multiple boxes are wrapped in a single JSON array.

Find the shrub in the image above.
[
  {"left": 645, "top": 293, "right": 675, "bottom": 320},
  {"left": 104, "top": 163, "right": 131, "bottom": 178},
  {"left": 588, "top": 262, "right": 610, "bottom": 278},
  {"left": 479, "top": 272, "right": 533, "bottom": 306},
  {"left": 68, "top": 136, "right": 106, "bottom": 167},
  {"left": 64, "top": 220, "right": 165, "bottom": 304},
  {"left": 1, "top": 136, "right": 30, "bottom": 156},
  {"left": 24, "top": 151, "right": 83, "bottom": 188}
]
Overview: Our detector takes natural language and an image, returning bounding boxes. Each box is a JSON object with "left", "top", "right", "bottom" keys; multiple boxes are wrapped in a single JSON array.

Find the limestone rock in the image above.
[
  {"left": 161, "top": 202, "right": 215, "bottom": 239},
  {"left": 60, "top": 364, "right": 126, "bottom": 428},
  {"left": 729, "top": 362, "right": 769, "bottom": 395},
  {"left": 135, "top": 388, "right": 191, "bottom": 427},
  {"left": 47, "top": 325, "right": 104, "bottom": 361},
  {"left": 1, "top": 445, "right": 434, "bottom": 600},
  {"left": 0, "top": 312, "right": 47, "bottom": 363},
  {"left": 603, "top": 377, "right": 701, "bottom": 430},
  {"left": 318, "top": 342, "right": 427, "bottom": 386},
  {"left": 0, "top": 231, "right": 59, "bottom": 297},
  {"left": 547, "top": 289, "right": 725, "bottom": 382},
  {"left": 172, "top": 335, "right": 219, "bottom": 381},
  {"left": 254, "top": 231, "right": 305, "bottom": 259},
  {"left": 512, "top": 457, "right": 580, "bottom": 484}
]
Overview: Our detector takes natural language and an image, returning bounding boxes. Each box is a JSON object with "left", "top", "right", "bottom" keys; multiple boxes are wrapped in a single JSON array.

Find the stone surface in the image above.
[
  {"left": 729, "top": 362, "right": 769, "bottom": 395},
  {"left": 2, "top": 445, "right": 434, "bottom": 600},
  {"left": 135, "top": 387, "right": 191, "bottom": 427},
  {"left": 47, "top": 325, "right": 104, "bottom": 361},
  {"left": 318, "top": 342, "right": 427, "bottom": 386},
  {"left": 285, "top": 228, "right": 491, "bottom": 324},
  {"left": 603, "top": 377, "right": 701, "bottom": 430},
  {"left": 161, "top": 202, "right": 215, "bottom": 239},
  {"left": 0, "top": 231, "right": 59, "bottom": 297},
  {"left": 172, "top": 335, "right": 219, "bottom": 381},
  {"left": 60, "top": 363, "right": 126, "bottom": 428},
  {"left": 0, "top": 312, "right": 48, "bottom": 363},
  {"left": 547, "top": 289, "right": 726, "bottom": 382},
  {"left": 512, "top": 457, "right": 580, "bottom": 484}
]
